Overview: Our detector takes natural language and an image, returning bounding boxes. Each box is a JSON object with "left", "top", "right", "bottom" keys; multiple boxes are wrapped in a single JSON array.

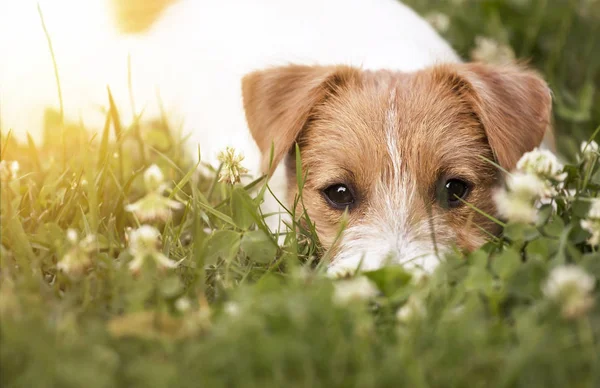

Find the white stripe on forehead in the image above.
[{"left": 385, "top": 87, "right": 402, "bottom": 178}]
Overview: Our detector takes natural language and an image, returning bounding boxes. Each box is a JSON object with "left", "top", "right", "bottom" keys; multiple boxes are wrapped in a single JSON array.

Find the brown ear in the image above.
[
  {"left": 242, "top": 64, "right": 359, "bottom": 175},
  {"left": 455, "top": 62, "right": 553, "bottom": 170}
]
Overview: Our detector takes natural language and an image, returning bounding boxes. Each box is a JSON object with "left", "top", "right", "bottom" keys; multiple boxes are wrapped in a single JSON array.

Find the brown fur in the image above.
[{"left": 242, "top": 62, "right": 553, "bottom": 255}]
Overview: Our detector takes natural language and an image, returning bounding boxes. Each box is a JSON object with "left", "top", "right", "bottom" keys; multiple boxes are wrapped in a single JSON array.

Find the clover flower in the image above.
[
  {"left": 471, "top": 36, "right": 516, "bottom": 65},
  {"left": 125, "top": 193, "right": 183, "bottom": 223},
  {"left": 581, "top": 199, "right": 600, "bottom": 246},
  {"left": 56, "top": 229, "right": 97, "bottom": 278},
  {"left": 516, "top": 148, "right": 567, "bottom": 182},
  {"left": 542, "top": 265, "right": 595, "bottom": 319},
  {"left": 332, "top": 276, "right": 379, "bottom": 306},
  {"left": 581, "top": 140, "right": 599, "bottom": 158},
  {"left": 396, "top": 295, "right": 427, "bottom": 323},
  {"left": 581, "top": 140, "right": 599, "bottom": 167},
  {"left": 493, "top": 172, "right": 552, "bottom": 224},
  {"left": 223, "top": 301, "right": 241, "bottom": 317},
  {"left": 144, "top": 164, "right": 166, "bottom": 192},
  {"left": 0, "top": 160, "right": 19, "bottom": 181},
  {"left": 217, "top": 146, "right": 249, "bottom": 185},
  {"left": 125, "top": 164, "right": 183, "bottom": 223},
  {"left": 175, "top": 297, "right": 192, "bottom": 313},
  {"left": 127, "top": 225, "right": 179, "bottom": 274}
]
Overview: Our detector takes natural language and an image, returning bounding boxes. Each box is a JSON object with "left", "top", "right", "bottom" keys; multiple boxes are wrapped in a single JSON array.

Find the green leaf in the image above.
[
  {"left": 525, "top": 237, "right": 558, "bottom": 262},
  {"left": 504, "top": 222, "right": 540, "bottom": 242},
  {"left": 363, "top": 266, "right": 412, "bottom": 297},
  {"left": 542, "top": 217, "right": 565, "bottom": 238},
  {"left": 159, "top": 276, "right": 183, "bottom": 298},
  {"left": 491, "top": 247, "right": 521, "bottom": 279},
  {"left": 230, "top": 187, "right": 256, "bottom": 230},
  {"left": 204, "top": 230, "right": 241, "bottom": 265},
  {"left": 536, "top": 204, "right": 554, "bottom": 225},
  {"left": 464, "top": 266, "right": 494, "bottom": 294},
  {"left": 570, "top": 224, "right": 591, "bottom": 244},
  {"left": 467, "top": 249, "right": 489, "bottom": 269},
  {"left": 571, "top": 199, "right": 591, "bottom": 218},
  {"left": 580, "top": 252, "right": 600, "bottom": 279},
  {"left": 241, "top": 230, "right": 277, "bottom": 264}
]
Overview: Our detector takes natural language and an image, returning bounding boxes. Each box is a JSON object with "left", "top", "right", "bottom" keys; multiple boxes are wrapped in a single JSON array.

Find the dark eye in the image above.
[
  {"left": 323, "top": 184, "right": 355, "bottom": 209},
  {"left": 444, "top": 179, "right": 470, "bottom": 208}
]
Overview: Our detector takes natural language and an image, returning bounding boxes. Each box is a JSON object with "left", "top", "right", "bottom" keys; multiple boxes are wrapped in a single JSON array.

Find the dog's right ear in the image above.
[{"left": 242, "top": 64, "right": 359, "bottom": 175}]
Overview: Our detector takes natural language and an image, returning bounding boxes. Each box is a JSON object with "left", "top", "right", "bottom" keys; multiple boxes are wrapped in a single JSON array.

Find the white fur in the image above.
[
  {"left": 385, "top": 90, "right": 402, "bottom": 177},
  {"left": 1, "top": 0, "right": 461, "bottom": 272}
]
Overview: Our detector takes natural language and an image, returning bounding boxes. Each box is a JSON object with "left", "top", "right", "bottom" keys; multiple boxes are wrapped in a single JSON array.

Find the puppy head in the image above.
[{"left": 242, "top": 62, "right": 552, "bottom": 272}]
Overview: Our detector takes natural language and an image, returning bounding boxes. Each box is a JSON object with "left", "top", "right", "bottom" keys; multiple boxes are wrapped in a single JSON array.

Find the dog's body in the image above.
[{"left": 1, "top": 0, "right": 554, "bottom": 274}]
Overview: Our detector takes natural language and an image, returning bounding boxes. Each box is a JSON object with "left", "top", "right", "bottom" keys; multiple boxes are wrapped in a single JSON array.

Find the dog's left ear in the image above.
[
  {"left": 242, "top": 64, "right": 359, "bottom": 175},
  {"left": 451, "top": 62, "right": 553, "bottom": 170}
]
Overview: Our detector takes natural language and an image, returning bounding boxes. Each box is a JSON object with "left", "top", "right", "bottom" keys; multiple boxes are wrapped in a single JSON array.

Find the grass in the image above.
[{"left": 1, "top": 1, "right": 600, "bottom": 387}]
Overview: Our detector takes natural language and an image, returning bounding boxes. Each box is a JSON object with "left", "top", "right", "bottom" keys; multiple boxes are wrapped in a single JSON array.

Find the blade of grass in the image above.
[
  {"left": 457, "top": 197, "right": 507, "bottom": 228},
  {"left": 97, "top": 112, "right": 112, "bottom": 170},
  {"left": 37, "top": 3, "right": 65, "bottom": 167},
  {"left": 107, "top": 87, "right": 125, "bottom": 181},
  {"left": 26, "top": 133, "right": 43, "bottom": 173},
  {"left": 0, "top": 129, "right": 13, "bottom": 159},
  {"left": 127, "top": 53, "right": 146, "bottom": 165}
]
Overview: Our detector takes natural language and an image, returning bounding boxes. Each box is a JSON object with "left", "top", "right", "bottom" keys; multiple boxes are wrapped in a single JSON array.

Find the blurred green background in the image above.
[{"left": 405, "top": 0, "right": 600, "bottom": 160}]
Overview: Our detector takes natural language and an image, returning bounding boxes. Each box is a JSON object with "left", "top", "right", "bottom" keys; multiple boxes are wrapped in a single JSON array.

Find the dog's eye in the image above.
[
  {"left": 323, "top": 184, "right": 355, "bottom": 209},
  {"left": 444, "top": 179, "right": 470, "bottom": 208}
]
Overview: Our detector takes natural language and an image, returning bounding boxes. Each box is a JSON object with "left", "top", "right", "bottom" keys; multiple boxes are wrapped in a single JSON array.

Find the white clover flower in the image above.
[
  {"left": 580, "top": 140, "right": 599, "bottom": 161},
  {"left": 494, "top": 190, "right": 538, "bottom": 224},
  {"left": 57, "top": 230, "right": 97, "bottom": 278},
  {"left": 332, "top": 276, "right": 379, "bottom": 305},
  {"left": 223, "top": 301, "right": 241, "bottom": 317},
  {"left": 217, "top": 146, "right": 249, "bottom": 185},
  {"left": 493, "top": 172, "right": 554, "bottom": 223},
  {"left": 10, "top": 161, "right": 19, "bottom": 177},
  {"left": 506, "top": 172, "right": 554, "bottom": 200},
  {"left": 126, "top": 163, "right": 182, "bottom": 223},
  {"left": 57, "top": 248, "right": 92, "bottom": 278},
  {"left": 66, "top": 228, "right": 79, "bottom": 244},
  {"left": 493, "top": 171, "right": 556, "bottom": 224},
  {"left": 0, "top": 160, "right": 19, "bottom": 181},
  {"left": 144, "top": 164, "right": 165, "bottom": 192},
  {"left": 425, "top": 12, "right": 450, "bottom": 33},
  {"left": 516, "top": 148, "right": 567, "bottom": 181},
  {"left": 396, "top": 295, "right": 427, "bottom": 323},
  {"left": 542, "top": 265, "right": 595, "bottom": 319},
  {"left": 581, "top": 219, "right": 600, "bottom": 247},
  {"left": 587, "top": 199, "right": 600, "bottom": 220},
  {"left": 493, "top": 172, "right": 552, "bottom": 224},
  {"left": 175, "top": 297, "right": 191, "bottom": 313},
  {"left": 581, "top": 199, "right": 600, "bottom": 246},
  {"left": 127, "top": 225, "right": 179, "bottom": 274},
  {"left": 471, "top": 36, "right": 516, "bottom": 65},
  {"left": 125, "top": 192, "right": 183, "bottom": 223}
]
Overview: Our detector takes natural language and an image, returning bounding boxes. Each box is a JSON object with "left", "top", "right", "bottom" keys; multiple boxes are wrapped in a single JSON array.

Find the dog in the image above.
[{"left": 0, "top": 0, "right": 555, "bottom": 274}]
